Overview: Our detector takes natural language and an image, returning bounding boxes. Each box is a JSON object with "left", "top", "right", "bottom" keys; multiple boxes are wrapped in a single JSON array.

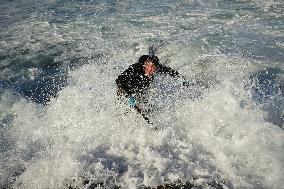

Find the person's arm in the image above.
[
  {"left": 157, "top": 64, "right": 181, "bottom": 78},
  {"left": 116, "top": 75, "right": 129, "bottom": 96},
  {"left": 116, "top": 66, "right": 135, "bottom": 97},
  {"left": 157, "top": 64, "right": 194, "bottom": 87}
]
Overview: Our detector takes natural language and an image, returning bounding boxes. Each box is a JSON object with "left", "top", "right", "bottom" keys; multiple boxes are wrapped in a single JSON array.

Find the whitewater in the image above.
[{"left": 0, "top": 0, "right": 283, "bottom": 188}]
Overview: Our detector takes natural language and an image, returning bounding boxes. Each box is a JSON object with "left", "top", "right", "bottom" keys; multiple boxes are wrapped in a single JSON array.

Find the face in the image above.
[{"left": 143, "top": 60, "right": 157, "bottom": 76}]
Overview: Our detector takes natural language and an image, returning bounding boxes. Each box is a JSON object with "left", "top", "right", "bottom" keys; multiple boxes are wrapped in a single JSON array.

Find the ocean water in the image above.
[{"left": 0, "top": 0, "right": 283, "bottom": 188}]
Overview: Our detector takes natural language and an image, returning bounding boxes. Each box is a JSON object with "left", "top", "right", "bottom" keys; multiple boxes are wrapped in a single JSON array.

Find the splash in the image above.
[{"left": 1, "top": 47, "right": 283, "bottom": 188}]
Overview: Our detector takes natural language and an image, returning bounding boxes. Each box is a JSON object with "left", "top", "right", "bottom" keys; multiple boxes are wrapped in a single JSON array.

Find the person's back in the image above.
[{"left": 116, "top": 61, "right": 152, "bottom": 96}]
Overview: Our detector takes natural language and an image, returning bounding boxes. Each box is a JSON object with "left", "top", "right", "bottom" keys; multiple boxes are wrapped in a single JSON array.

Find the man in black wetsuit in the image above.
[{"left": 116, "top": 55, "right": 188, "bottom": 124}]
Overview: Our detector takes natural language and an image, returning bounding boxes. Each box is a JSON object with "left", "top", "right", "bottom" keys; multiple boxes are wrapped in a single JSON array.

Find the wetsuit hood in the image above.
[{"left": 138, "top": 55, "right": 160, "bottom": 66}]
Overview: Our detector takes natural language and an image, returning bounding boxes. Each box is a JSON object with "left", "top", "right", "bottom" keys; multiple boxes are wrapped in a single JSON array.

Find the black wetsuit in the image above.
[
  {"left": 116, "top": 55, "right": 186, "bottom": 125},
  {"left": 116, "top": 56, "right": 181, "bottom": 97}
]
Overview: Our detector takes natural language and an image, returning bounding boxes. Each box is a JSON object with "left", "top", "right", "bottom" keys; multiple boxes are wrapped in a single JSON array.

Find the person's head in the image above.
[{"left": 138, "top": 55, "right": 159, "bottom": 76}]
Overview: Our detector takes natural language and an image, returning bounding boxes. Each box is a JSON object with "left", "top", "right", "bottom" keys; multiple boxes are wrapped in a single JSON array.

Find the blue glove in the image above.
[{"left": 128, "top": 96, "right": 137, "bottom": 108}]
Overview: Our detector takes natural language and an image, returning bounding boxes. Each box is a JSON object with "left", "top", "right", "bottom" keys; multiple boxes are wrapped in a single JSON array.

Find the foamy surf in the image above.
[
  {"left": 1, "top": 0, "right": 284, "bottom": 188},
  {"left": 1, "top": 50, "right": 282, "bottom": 189}
]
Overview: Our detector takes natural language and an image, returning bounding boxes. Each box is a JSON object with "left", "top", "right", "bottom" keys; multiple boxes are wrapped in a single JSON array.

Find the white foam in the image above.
[
  {"left": 5, "top": 49, "right": 283, "bottom": 188},
  {"left": 1, "top": 1, "right": 283, "bottom": 188}
]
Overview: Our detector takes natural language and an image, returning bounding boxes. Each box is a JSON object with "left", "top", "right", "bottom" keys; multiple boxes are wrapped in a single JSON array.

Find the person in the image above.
[{"left": 116, "top": 54, "right": 189, "bottom": 124}]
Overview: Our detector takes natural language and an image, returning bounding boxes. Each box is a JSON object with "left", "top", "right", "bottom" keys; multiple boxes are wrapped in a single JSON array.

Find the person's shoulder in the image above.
[
  {"left": 121, "top": 62, "right": 141, "bottom": 75},
  {"left": 131, "top": 61, "right": 142, "bottom": 67},
  {"left": 156, "top": 64, "right": 168, "bottom": 71},
  {"left": 129, "top": 62, "right": 143, "bottom": 70}
]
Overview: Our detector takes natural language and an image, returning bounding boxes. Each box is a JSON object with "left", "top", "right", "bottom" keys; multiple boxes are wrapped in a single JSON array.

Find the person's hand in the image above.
[
  {"left": 182, "top": 80, "right": 195, "bottom": 87},
  {"left": 128, "top": 96, "right": 137, "bottom": 108},
  {"left": 182, "top": 80, "right": 190, "bottom": 87}
]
